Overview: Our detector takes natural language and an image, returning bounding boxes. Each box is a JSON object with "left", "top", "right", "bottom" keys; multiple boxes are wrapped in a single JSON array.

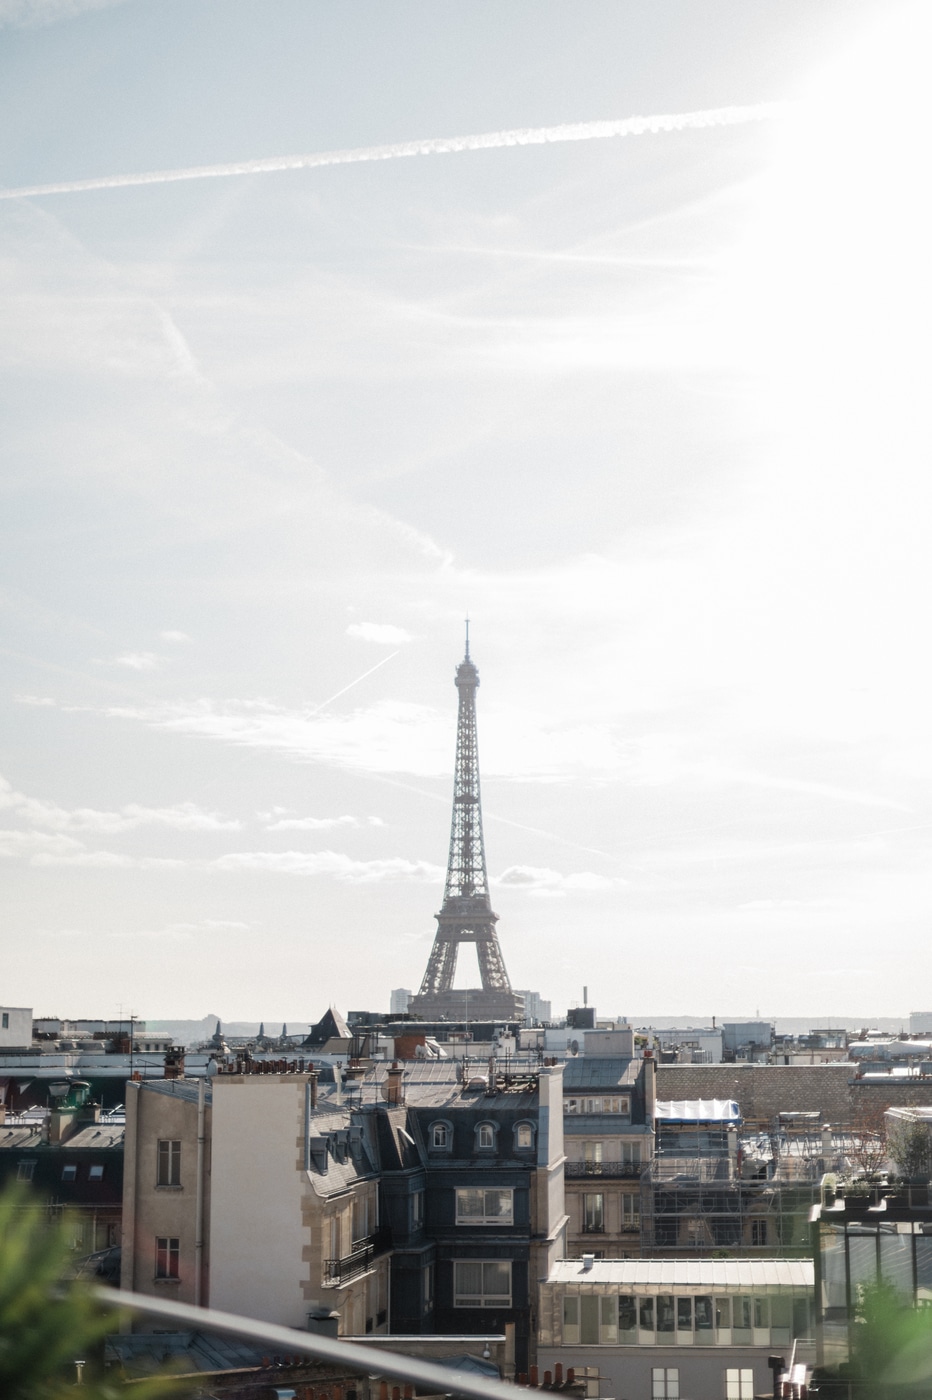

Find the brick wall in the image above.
[{"left": 656, "top": 1064, "right": 932, "bottom": 1127}]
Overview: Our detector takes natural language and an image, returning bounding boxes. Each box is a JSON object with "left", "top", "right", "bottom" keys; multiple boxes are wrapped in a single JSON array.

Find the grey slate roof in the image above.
[{"left": 563, "top": 1058, "right": 642, "bottom": 1090}]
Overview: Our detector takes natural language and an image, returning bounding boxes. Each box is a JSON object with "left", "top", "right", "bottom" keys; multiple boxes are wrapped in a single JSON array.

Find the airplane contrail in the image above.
[
  {"left": 0, "top": 102, "right": 791, "bottom": 201},
  {"left": 308, "top": 650, "right": 400, "bottom": 716}
]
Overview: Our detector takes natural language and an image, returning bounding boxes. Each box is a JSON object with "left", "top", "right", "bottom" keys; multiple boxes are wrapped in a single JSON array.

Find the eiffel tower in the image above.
[{"left": 408, "top": 631, "right": 524, "bottom": 1022}]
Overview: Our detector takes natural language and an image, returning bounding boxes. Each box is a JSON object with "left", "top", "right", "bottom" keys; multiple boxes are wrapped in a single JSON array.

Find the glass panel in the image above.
[
  {"left": 695, "top": 1296, "right": 713, "bottom": 1331},
  {"left": 734, "top": 1296, "right": 752, "bottom": 1330},
  {"left": 770, "top": 1296, "right": 791, "bottom": 1330},
  {"left": 657, "top": 1295, "right": 675, "bottom": 1333},
  {"left": 640, "top": 1296, "right": 655, "bottom": 1331},
  {"left": 600, "top": 1294, "right": 618, "bottom": 1343},
  {"left": 916, "top": 1235, "right": 932, "bottom": 1302},
  {"left": 667, "top": 1370, "right": 679, "bottom": 1400},
  {"left": 715, "top": 1297, "right": 731, "bottom": 1329},
  {"left": 486, "top": 1189, "right": 513, "bottom": 1220},
  {"left": 821, "top": 1225, "right": 847, "bottom": 1312},
  {"left": 482, "top": 1261, "right": 510, "bottom": 1301},
  {"left": 581, "top": 1293, "right": 600, "bottom": 1345},
  {"left": 848, "top": 1232, "right": 877, "bottom": 1298},
  {"left": 880, "top": 1229, "right": 913, "bottom": 1300},
  {"left": 564, "top": 1295, "right": 580, "bottom": 1343},
  {"left": 456, "top": 1261, "right": 481, "bottom": 1296},
  {"left": 619, "top": 1295, "right": 637, "bottom": 1335},
  {"left": 753, "top": 1297, "right": 769, "bottom": 1329},
  {"left": 677, "top": 1297, "right": 693, "bottom": 1331}
]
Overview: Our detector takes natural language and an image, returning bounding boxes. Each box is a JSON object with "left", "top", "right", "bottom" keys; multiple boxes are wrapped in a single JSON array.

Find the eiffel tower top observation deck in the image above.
[{"left": 407, "top": 631, "right": 524, "bottom": 1022}]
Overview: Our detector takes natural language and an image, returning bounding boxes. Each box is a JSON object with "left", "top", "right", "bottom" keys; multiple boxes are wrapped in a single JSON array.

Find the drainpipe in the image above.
[{"left": 194, "top": 1077, "right": 206, "bottom": 1307}]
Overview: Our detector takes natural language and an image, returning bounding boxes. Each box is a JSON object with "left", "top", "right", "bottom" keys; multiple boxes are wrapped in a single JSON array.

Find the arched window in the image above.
[
  {"left": 476, "top": 1121, "right": 498, "bottom": 1150},
  {"left": 514, "top": 1121, "right": 535, "bottom": 1151},
  {"left": 430, "top": 1121, "right": 452, "bottom": 1151}
]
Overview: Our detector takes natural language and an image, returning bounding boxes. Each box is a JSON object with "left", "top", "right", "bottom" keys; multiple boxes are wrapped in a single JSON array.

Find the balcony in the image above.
[
  {"left": 565, "top": 1160, "right": 642, "bottom": 1179},
  {"left": 324, "top": 1230, "right": 390, "bottom": 1286}
]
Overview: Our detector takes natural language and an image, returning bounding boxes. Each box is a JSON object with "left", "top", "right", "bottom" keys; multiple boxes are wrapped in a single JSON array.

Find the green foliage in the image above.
[
  {"left": 0, "top": 1183, "right": 185, "bottom": 1399},
  {"left": 847, "top": 1282, "right": 932, "bottom": 1399},
  {"left": 888, "top": 1119, "right": 932, "bottom": 1181}
]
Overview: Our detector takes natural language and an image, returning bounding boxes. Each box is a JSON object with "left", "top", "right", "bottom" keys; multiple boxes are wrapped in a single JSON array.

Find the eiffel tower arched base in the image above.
[{"left": 407, "top": 987, "right": 525, "bottom": 1022}]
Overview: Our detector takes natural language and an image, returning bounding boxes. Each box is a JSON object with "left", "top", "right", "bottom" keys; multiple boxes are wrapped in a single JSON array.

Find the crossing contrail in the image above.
[{"left": 0, "top": 102, "right": 790, "bottom": 201}]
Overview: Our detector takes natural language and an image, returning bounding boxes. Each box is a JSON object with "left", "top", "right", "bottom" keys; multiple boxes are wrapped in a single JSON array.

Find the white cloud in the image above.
[
  {"left": 159, "top": 630, "right": 192, "bottom": 644},
  {"left": 214, "top": 849, "right": 444, "bottom": 883},
  {"left": 112, "top": 651, "right": 161, "bottom": 671},
  {"left": 346, "top": 622, "right": 413, "bottom": 645},
  {"left": 266, "top": 815, "right": 358, "bottom": 831},
  {"left": 496, "top": 864, "right": 620, "bottom": 898},
  {"left": 31, "top": 850, "right": 185, "bottom": 869},
  {"left": 0, "top": 775, "right": 240, "bottom": 836},
  {"left": 111, "top": 918, "right": 249, "bottom": 940}
]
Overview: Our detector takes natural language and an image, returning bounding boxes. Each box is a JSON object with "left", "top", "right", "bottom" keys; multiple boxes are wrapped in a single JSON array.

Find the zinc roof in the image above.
[
  {"left": 548, "top": 1259, "right": 814, "bottom": 1289},
  {"left": 563, "top": 1059, "right": 641, "bottom": 1090}
]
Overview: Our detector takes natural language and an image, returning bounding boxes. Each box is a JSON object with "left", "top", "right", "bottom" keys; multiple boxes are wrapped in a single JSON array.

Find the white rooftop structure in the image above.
[{"left": 549, "top": 1258, "right": 814, "bottom": 1288}]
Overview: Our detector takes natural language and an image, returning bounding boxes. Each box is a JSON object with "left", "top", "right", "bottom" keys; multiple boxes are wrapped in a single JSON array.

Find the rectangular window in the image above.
[
  {"left": 456, "top": 1188, "right": 513, "bottom": 1225},
  {"left": 725, "top": 1369, "right": 755, "bottom": 1400},
  {"left": 564, "top": 1099, "right": 578, "bottom": 1115},
  {"left": 563, "top": 1294, "right": 580, "bottom": 1344},
  {"left": 453, "top": 1260, "right": 511, "bottom": 1308},
  {"left": 412, "top": 1191, "right": 424, "bottom": 1229},
  {"left": 652, "top": 1368, "right": 679, "bottom": 1400},
  {"left": 696, "top": 1296, "right": 714, "bottom": 1332},
  {"left": 583, "top": 1193, "right": 604, "bottom": 1233},
  {"left": 477, "top": 1123, "right": 495, "bottom": 1149},
  {"left": 715, "top": 1297, "right": 731, "bottom": 1330},
  {"left": 618, "top": 1295, "right": 637, "bottom": 1336},
  {"left": 621, "top": 1141, "right": 641, "bottom": 1168},
  {"left": 657, "top": 1295, "right": 675, "bottom": 1333},
  {"left": 599, "top": 1294, "right": 618, "bottom": 1344},
  {"left": 733, "top": 1296, "right": 752, "bottom": 1333},
  {"left": 61, "top": 1164, "right": 77, "bottom": 1181},
  {"left": 157, "top": 1139, "right": 181, "bottom": 1187},
  {"left": 639, "top": 1296, "right": 655, "bottom": 1331},
  {"left": 751, "top": 1219, "right": 768, "bottom": 1246},
  {"left": 423, "top": 1263, "right": 433, "bottom": 1311},
  {"left": 621, "top": 1194, "right": 640, "bottom": 1231},
  {"left": 753, "top": 1297, "right": 769, "bottom": 1329},
  {"left": 17, "top": 1161, "right": 36, "bottom": 1181},
  {"left": 2, "top": 1013, "right": 8, "bottom": 1028},
  {"left": 583, "top": 1141, "right": 603, "bottom": 1172},
  {"left": 677, "top": 1297, "right": 693, "bottom": 1332},
  {"left": 155, "top": 1237, "right": 180, "bottom": 1280},
  {"left": 88, "top": 1165, "right": 104, "bottom": 1181}
]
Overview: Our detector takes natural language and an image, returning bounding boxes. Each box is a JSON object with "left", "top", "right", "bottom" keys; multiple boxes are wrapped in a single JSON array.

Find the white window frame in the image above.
[
  {"left": 155, "top": 1236, "right": 180, "bottom": 1281},
  {"left": 17, "top": 1161, "right": 36, "bottom": 1181},
  {"left": 652, "top": 1368, "right": 679, "bottom": 1400},
  {"left": 455, "top": 1187, "right": 514, "bottom": 1225},
  {"left": 514, "top": 1121, "right": 534, "bottom": 1150},
  {"left": 453, "top": 1259, "right": 512, "bottom": 1308},
  {"left": 475, "top": 1121, "right": 497, "bottom": 1150},
  {"left": 621, "top": 1193, "right": 640, "bottom": 1231},
  {"left": 725, "top": 1369, "right": 755, "bottom": 1400},
  {"left": 430, "top": 1121, "right": 451, "bottom": 1150},
  {"left": 157, "top": 1138, "right": 181, "bottom": 1187}
]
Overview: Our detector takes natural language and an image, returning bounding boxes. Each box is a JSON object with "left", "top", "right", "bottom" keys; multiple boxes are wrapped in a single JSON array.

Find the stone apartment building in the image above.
[
  {"left": 561, "top": 1031, "right": 655, "bottom": 1259},
  {"left": 120, "top": 1055, "right": 565, "bottom": 1368}
]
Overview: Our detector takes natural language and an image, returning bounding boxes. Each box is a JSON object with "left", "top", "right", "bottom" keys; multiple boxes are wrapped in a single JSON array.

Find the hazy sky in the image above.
[{"left": 2, "top": 0, "right": 929, "bottom": 1023}]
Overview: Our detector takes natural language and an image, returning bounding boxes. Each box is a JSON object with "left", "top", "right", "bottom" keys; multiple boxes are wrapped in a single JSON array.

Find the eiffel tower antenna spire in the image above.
[{"left": 409, "top": 634, "right": 523, "bottom": 1022}]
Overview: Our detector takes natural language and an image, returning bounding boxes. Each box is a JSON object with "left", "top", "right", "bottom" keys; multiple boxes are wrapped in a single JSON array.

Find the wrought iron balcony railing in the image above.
[
  {"left": 565, "top": 1160, "right": 643, "bottom": 1179},
  {"left": 324, "top": 1230, "right": 390, "bottom": 1285}
]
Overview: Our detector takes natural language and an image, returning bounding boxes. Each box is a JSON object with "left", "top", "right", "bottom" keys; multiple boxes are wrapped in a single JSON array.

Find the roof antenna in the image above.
[{"left": 464, "top": 615, "right": 470, "bottom": 660}]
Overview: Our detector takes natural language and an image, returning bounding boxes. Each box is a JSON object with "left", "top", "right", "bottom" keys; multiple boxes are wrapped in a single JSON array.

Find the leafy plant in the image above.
[
  {"left": 888, "top": 1118, "right": 932, "bottom": 1180},
  {"left": 0, "top": 1183, "right": 186, "bottom": 1398}
]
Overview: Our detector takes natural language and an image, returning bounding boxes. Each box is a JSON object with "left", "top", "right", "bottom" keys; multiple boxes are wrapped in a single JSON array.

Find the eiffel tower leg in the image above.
[
  {"left": 476, "top": 935, "right": 511, "bottom": 992},
  {"left": 418, "top": 932, "right": 459, "bottom": 996}
]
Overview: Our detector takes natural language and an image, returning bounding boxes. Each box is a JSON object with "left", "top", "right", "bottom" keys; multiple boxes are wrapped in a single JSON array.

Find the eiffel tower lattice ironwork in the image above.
[{"left": 409, "top": 632, "right": 523, "bottom": 1022}]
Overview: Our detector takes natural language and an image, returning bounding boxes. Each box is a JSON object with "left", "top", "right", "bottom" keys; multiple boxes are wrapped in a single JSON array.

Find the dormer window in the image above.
[
  {"left": 429, "top": 1120, "right": 453, "bottom": 1151},
  {"left": 514, "top": 1121, "right": 535, "bottom": 1151},
  {"left": 476, "top": 1121, "right": 498, "bottom": 1150}
]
